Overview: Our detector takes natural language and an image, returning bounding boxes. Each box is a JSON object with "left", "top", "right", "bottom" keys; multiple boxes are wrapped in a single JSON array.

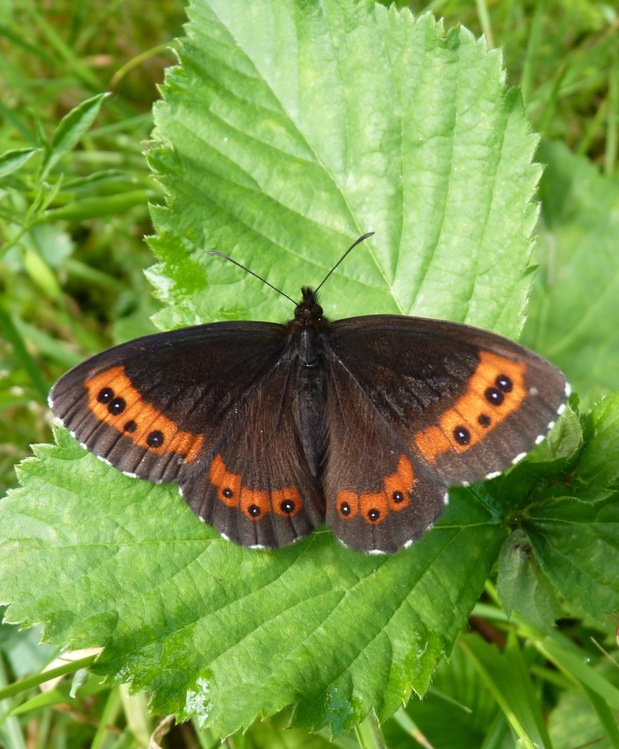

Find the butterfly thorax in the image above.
[{"left": 288, "top": 287, "right": 330, "bottom": 368}]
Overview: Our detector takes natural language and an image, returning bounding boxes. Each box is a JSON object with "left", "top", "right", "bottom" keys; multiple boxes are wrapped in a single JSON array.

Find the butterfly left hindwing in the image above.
[{"left": 178, "top": 359, "right": 325, "bottom": 549}]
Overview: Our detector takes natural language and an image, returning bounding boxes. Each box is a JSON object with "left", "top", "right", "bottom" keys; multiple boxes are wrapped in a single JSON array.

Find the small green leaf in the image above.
[
  {"left": 0, "top": 147, "right": 40, "bottom": 178},
  {"left": 497, "top": 529, "right": 563, "bottom": 629},
  {"left": 537, "top": 634, "right": 619, "bottom": 711},
  {"left": 46, "top": 190, "right": 150, "bottom": 220},
  {"left": 524, "top": 392, "right": 619, "bottom": 621},
  {"left": 40, "top": 92, "right": 109, "bottom": 180},
  {"left": 23, "top": 248, "right": 61, "bottom": 300},
  {"left": 576, "top": 390, "right": 619, "bottom": 493},
  {"left": 459, "top": 634, "right": 553, "bottom": 749}
]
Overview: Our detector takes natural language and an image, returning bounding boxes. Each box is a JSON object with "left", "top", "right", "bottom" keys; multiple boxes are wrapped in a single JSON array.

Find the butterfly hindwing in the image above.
[
  {"left": 323, "top": 358, "right": 448, "bottom": 553},
  {"left": 179, "top": 360, "right": 325, "bottom": 548}
]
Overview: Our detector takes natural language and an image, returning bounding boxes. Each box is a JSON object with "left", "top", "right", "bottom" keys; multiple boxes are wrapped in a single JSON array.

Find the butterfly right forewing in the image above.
[
  {"left": 325, "top": 315, "right": 568, "bottom": 485},
  {"left": 51, "top": 320, "right": 326, "bottom": 549}
]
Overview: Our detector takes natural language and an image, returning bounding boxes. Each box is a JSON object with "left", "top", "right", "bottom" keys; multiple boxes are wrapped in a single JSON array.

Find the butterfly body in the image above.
[{"left": 50, "top": 287, "right": 569, "bottom": 554}]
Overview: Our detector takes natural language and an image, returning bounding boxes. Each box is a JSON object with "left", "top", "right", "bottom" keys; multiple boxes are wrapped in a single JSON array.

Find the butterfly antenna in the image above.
[
  {"left": 208, "top": 250, "right": 297, "bottom": 305},
  {"left": 313, "top": 232, "right": 375, "bottom": 295}
]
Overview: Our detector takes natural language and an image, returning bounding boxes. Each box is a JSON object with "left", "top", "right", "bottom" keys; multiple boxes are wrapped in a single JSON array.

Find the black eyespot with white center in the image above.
[
  {"left": 496, "top": 374, "right": 513, "bottom": 393},
  {"left": 108, "top": 397, "right": 126, "bottom": 415},
  {"left": 392, "top": 491, "right": 404, "bottom": 504},
  {"left": 484, "top": 387, "right": 504, "bottom": 406},
  {"left": 146, "top": 430, "right": 164, "bottom": 448},
  {"left": 340, "top": 502, "right": 351, "bottom": 516},
  {"left": 280, "top": 499, "right": 296, "bottom": 515},
  {"left": 222, "top": 487, "right": 233, "bottom": 499},
  {"left": 248, "top": 504, "right": 261, "bottom": 518},
  {"left": 97, "top": 387, "right": 114, "bottom": 404},
  {"left": 367, "top": 508, "right": 381, "bottom": 522},
  {"left": 453, "top": 426, "right": 471, "bottom": 445}
]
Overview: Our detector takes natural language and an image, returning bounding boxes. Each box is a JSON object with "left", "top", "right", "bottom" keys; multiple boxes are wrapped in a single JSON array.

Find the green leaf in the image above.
[
  {"left": 523, "top": 392, "right": 619, "bottom": 622},
  {"left": 400, "top": 643, "right": 501, "bottom": 748},
  {"left": 0, "top": 147, "right": 40, "bottom": 179},
  {"left": 576, "top": 390, "right": 619, "bottom": 493},
  {"left": 550, "top": 675, "right": 619, "bottom": 749},
  {"left": 497, "top": 529, "right": 563, "bottom": 629},
  {"left": 459, "top": 634, "right": 553, "bottom": 749},
  {"left": 40, "top": 92, "right": 109, "bottom": 180},
  {"left": 148, "top": 0, "right": 540, "bottom": 335},
  {"left": 46, "top": 190, "right": 150, "bottom": 220},
  {"left": 2, "top": 430, "right": 506, "bottom": 735},
  {"left": 3, "top": 0, "right": 553, "bottom": 736},
  {"left": 537, "top": 634, "right": 619, "bottom": 712},
  {"left": 524, "top": 140, "right": 619, "bottom": 407}
]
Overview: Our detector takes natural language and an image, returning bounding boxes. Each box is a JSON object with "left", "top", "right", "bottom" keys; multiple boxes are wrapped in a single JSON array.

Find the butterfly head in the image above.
[{"left": 294, "top": 287, "right": 324, "bottom": 323}]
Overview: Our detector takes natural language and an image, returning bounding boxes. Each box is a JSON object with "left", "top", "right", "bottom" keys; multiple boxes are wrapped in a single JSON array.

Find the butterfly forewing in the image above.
[{"left": 327, "top": 316, "right": 568, "bottom": 486}]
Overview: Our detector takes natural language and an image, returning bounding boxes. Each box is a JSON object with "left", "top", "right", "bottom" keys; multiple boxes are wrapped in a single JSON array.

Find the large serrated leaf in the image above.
[
  {"left": 2, "top": 0, "right": 548, "bottom": 736},
  {"left": 2, "top": 430, "right": 506, "bottom": 735},
  {"left": 147, "top": 0, "right": 540, "bottom": 335}
]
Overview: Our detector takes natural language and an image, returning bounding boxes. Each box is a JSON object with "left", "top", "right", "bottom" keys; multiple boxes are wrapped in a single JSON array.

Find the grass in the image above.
[{"left": 0, "top": 1, "right": 618, "bottom": 748}]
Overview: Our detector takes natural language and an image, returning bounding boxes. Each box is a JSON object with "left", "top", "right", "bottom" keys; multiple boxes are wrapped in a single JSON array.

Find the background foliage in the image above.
[{"left": 1, "top": 1, "right": 618, "bottom": 748}]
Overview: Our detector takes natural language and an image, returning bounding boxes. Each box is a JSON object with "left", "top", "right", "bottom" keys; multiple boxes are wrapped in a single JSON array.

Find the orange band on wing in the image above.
[
  {"left": 414, "top": 352, "right": 527, "bottom": 463},
  {"left": 85, "top": 366, "right": 204, "bottom": 462},
  {"left": 336, "top": 454, "right": 414, "bottom": 524},
  {"left": 208, "top": 453, "right": 303, "bottom": 522}
]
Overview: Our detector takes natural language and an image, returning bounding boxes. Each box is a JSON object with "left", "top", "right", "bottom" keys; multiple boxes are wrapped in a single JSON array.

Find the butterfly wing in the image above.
[
  {"left": 322, "top": 361, "right": 448, "bottom": 553},
  {"left": 50, "top": 322, "right": 324, "bottom": 548},
  {"left": 178, "top": 356, "right": 325, "bottom": 549},
  {"left": 322, "top": 315, "right": 569, "bottom": 553}
]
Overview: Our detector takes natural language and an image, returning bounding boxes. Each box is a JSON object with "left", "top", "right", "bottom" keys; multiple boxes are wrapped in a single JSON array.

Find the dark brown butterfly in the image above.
[{"left": 49, "top": 242, "right": 569, "bottom": 554}]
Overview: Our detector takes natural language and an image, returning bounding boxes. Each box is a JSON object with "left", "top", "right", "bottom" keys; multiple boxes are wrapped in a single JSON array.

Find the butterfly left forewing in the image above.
[
  {"left": 50, "top": 323, "right": 292, "bottom": 483},
  {"left": 327, "top": 315, "right": 569, "bottom": 487}
]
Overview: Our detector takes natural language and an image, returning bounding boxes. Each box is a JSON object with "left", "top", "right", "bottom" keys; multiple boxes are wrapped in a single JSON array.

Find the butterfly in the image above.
[{"left": 49, "top": 239, "right": 570, "bottom": 554}]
